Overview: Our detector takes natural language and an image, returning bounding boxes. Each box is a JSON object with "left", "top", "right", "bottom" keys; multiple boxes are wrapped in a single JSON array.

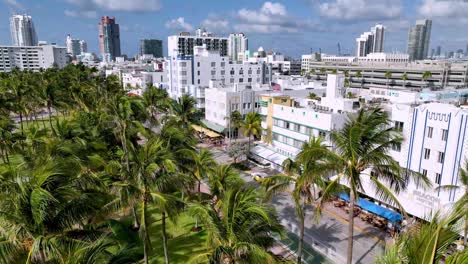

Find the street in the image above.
[{"left": 208, "top": 145, "right": 385, "bottom": 264}]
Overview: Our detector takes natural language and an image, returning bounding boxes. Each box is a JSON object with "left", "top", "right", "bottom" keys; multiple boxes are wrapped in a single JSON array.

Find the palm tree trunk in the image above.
[
  {"left": 142, "top": 191, "right": 150, "bottom": 264},
  {"left": 132, "top": 206, "right": 140, "bottom": 229},
  {"left": 297, "top": 204, "right": 305, "bottom": 264},
  {"left": 347, "top": 191, "right": 356, "bottom": 264},
  {"left": 19, "top": 112, "right": 24, "bottom": 136},
  {"left": 0, "top": 145, "right": 7, "bottom": 164},
  {"left": 47, "top": 103, "right": 53, "bottom": 130},
  {"left": 162, "top": 212, "right": 170, "bottom": 264}
]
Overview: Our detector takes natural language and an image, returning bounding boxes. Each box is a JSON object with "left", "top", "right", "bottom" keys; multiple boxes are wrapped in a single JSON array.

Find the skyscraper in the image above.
[
  {"left": 66, "top": 34, "right": 81, "bottom": 56},
  {"left": 355, "top": 24, "right": 385, "bottom": 57},
  {"left": 436, "top": 45, "right": 442, "bottom": 56},
  {"left": 99, "top": 16, "right": 121, "bottom": 62},
  {"left": 407, "top": 19, "right": 432, "bottom": 61},
  {"left": 465, "top": 44, "right": 468, "bottom": 56},
  {"left": 10, "top": 14, "right": 38, "bottom": 46},
  {"left": 228, "top": 33, "right": 248, "bottom": 62},
  {"left": 79, "top": 40, "right": 87, "bottom": 54},
  {"left": 140, "top": 39, "right": 163, "bottom": 57}
]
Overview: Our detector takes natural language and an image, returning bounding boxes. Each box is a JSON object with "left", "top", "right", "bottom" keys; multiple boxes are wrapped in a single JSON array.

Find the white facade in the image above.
[
  {"left": 228, "top": 33, "right": 248, "bottom": 62},
  {"left": 168, "top": 29, "right": 228, "bottom": 58},
  {"left": 358, "top": 52, "right": 409, "bottom": 63},
  {"left": 301, "top": 53, "right": 321, "bottom": 72},
  {"left": 10, "top": 14, "right": 38, "bottom": 47},
  {"left": 164, "top": 45, "right": 272, "bottom": 108},
  {"left": 79, "top": 40, "right": 87, "bottom": 54},
  {"left": 356, "top": 24, "right": 385, "bottom": 57},
  {"left": 0, "top": 45, "right": 67, "bottom": 72}
]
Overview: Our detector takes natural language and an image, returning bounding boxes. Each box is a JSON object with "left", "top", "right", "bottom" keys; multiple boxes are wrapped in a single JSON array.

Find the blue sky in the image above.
[{"left": 1, "top": 0, "right": 467, "bottom": 58}]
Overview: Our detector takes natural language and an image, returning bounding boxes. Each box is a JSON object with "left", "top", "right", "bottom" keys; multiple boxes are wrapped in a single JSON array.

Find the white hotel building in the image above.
[
  {"left": 255, "top": 74, "right": 468, "bottom": 221},
  {"left": 164, "top": 45, "right": 272, "bottom": 108},
  {"left": 0, "top": 44, "right": 67, "bottom": 72}
]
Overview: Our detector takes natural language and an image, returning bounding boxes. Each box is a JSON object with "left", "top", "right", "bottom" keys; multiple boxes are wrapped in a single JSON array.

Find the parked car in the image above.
[{"left": 251, "top": 172, "right": 268, "bottom": 182}]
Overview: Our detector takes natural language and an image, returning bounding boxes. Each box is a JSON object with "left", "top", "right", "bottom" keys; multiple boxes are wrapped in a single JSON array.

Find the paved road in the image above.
[{"left": 209, "top": 146, "right": 384, "bottom": 264}]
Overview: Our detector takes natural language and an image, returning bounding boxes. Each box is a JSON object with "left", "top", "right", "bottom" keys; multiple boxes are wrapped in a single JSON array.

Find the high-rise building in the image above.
[
  {"left": 436, "top": 45, "right": 441, "bottom": 56},
  {"left": 79, "top": 40, "right": 87, "bottom": 54},
  {"left": 430, "top": 48, "right": 435, "bottom": 58},
  {"left": 355, "top": 24, "right": 385, "bottom": 57},
  {"left": 99, "top": 16, "right": 121, "bottom": 62},
  {"left": 407, "top": 19, "right": 432, "bottom": 61},
  {"left": 139, "top": 39, "right": 163, "bottom": 57},
  {"left": 66, "top": 34, "right": 81, "bottom": 56},
  {"left": 167, "top": 28, "right": 228, "bottom": 58},
  {"left": 465, "top": 44, "right": 468, "bottom": 56},
  {"left": 10, "top": 14, "right": 38, "bottom": 46},
  {"left": 228, "top": 33, "right": 248, "bottom": 62}
]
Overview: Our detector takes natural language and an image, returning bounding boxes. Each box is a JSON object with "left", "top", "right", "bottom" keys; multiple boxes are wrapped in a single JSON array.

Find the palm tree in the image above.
[
  {"left": 422, "top": 71, "right": 432, "bottom": 88},
  {"left": 191, "top": 149, "right": 216, "bottom": 203},
  {"left": 143, "top": 85, "right": 170, "bottom": 128},
  {"left": 355, "top": 70, "right": 363, "bottom": 89},
  {"left": 385, "top": 71, "right": 392, "bottom": 88},
  {"left": 263, "top": 137, "right": 336, "bottom": 264},
  {"left": 436, "top": 160, "right": 468, "bottom": 247},
  {"left": 319, "top": 68, "right": 326, "bottom": 79},
  {"left": 229, "top": 110, "right": 243, "bottom": 141},
  {"left": 375, "top": 210, "right": 467, "bottom": 264},
  {"left": 401, "top": 72, "right": 408, "bottom": 89},
  {"left": 189, "top": 186, "right": 284, "bottom": 263},
  {"left": 130, "top": 136, "right": 177, "bottom": 264},
  {"left": 208, "top": 164, "right": 244, "bottom": 204},
  {"left": 331, "top": 69, "right": 338, "bottom": 74},
  {"left": 241, "top": 112, "right": 262, "bottom": 150},
  {"left": 309, "top": 69, "right": 316, "bottom": 79},
  {"left": 170, "top": 94, "right": 201, "bottom": 131},
  {"left": 321, "top": 107, "right": 431, "bottom": 264}
]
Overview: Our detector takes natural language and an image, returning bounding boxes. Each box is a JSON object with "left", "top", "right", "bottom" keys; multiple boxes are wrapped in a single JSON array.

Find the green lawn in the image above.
[{"left": 146, "top": 207, "right": 208, "bottom": 264}]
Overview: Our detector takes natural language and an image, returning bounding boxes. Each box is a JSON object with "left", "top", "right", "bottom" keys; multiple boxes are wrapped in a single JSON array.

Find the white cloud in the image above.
[
  {"left": 165, "top": 17, "right": 193, "bottom": 32},
  {"left": 64, "top": 9, "right": 97, "bottom": 18},
  {"left": 201, "top": 18, "right": 230, "bottom": 33},
  {"left": 318, "top": 0, "right": 401, "bottom": 21},
  {"left": 419, "top": 0, "right": 468, "bottom": 18},
  {"left": 4, "top": 0, "right": 24, "bottom": 10},
  {"left": 67, "top": 0, "right": 161, "bottom": 12},
  {"left": 235, "top": 2, "right": 320, "bottom": 33}
]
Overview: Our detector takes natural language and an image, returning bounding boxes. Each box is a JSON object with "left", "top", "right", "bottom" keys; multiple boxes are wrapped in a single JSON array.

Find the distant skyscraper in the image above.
[
  {"left": 355, "top": 24, "right": 385, "bottom": 57},
  {"left": 228, "top": 33, "right": 248, "bottom": 62},
  {"left": 436, "top": 45, "right": 441, "bottom": 56},
  {"left": 10, "top": 14, "right": 38, "bottom": 46},
  {"left": 66, "top": 34, "right": 81, "bottom": 56},
  {"left": 465, "top": 44, "right": 468, "bottom": 56},
  {"left": 79, "top": 40, "right": 87, "bottom": 54},
  {"left": 407, "top": 19, "right": 432, "bottom": 61},
  {"left": 139, "top": 39, "right": 163, "bottom": 57},
  {"left": 99, "top": 16, "right": 121, "bottom": 61}
]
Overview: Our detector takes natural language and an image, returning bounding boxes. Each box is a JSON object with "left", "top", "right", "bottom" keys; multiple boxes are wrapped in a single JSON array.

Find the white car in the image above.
[{"left": 251, "top": 172, "right": 268, "bottom": 182}]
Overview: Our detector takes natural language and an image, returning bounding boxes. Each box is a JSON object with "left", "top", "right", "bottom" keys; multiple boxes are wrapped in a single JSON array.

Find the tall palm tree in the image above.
[
  {"left": 375, "top": 209, "right": 467, "bottom": 264},
  {"left": 401, "top": 72, "right": 408, "bottom": 89},
  {"left": 422, "top": 71, "right": 432, "bottom": 88},
  {"left": 208, "top": 164, "right": 244, "bottom": 204},
  {"left": 191, "top": 149, "right": 216, "bottom": 202},
  {"left": 170, "top": 94, "right": 201, "bottom": 131},
  {"left": 142, "top": 85, "right": 170, "bottom": 128},
  {"left": 385, "top": 71, "right": 392, "bottom": 88},
  {"left": 241, "top": 112, "right": 262, "bottom": 150},
  {"left": 436, "top": 160, "right": 468, "bottom": 247},
  {"left": 321, "top": 107, "right": 431, "bottom": 264},
  {"left": 189, "top": 186, "right": 284, "bottom": 263},
  {"left": 355, "top": 70, "right": 363, "bottom": 89},
  {"left": 229, "top": 110, "right": 243, "bottom": 141},
  {"left": 130, "top": 136, "right": 176, "bottom": 264},
  {"left": 263, "top": 137, "right": 337, "bottom": 264}
]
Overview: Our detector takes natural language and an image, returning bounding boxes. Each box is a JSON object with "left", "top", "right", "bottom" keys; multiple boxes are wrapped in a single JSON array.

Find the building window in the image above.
[
  {"left": 319, "top": 131, "right": 326, "bottom": 138},
  {"left": 221, "top": 70, "right": 225, "bottom": 75},
  {"left": 230, "top": 78, "right": 234, "bottom": 83},
  {"left": 198, "top": 79, "right": 200, "bottom": 84},
  {"left": 197, "top": 70, "right": 200, "bottom": 75},
  {"left": 392, "top": 143, "right": 401, "bottom": 152},
  {"left": 422, "top": 169, "right": 427, "bottom": 178},
  {"left": 230, "top": 69, "right": 235, "bottom": 75},
  {"left": 424, "top": 148, "right": 431, "bottom": 159},
  {"left": 394, "top": 121, "right": 404, "bottom": 132},
  {"left": 285, "top": 122, "right": 290, "bottom": 129},
  {"left": 221, "top": 62, "right": 225, "bottom": 67},
  {"left": 180, "top": 62, "right": 187, "bottom": 67},
  {"left": 441, "top": 129, "right": 448, "bottom": 141},
  {"left": 211, "top": 70, "right": 216, "bottom": 75},
  {"left": 197, "top": 62, "right": 200, "bottom": 67},
  {"left": 248, "top": 77, "right": 252, "bottom": 82},
  {"left": 239, "top": 78, "right": 243, "bottom": 83},
  {"left": 181, "top": 71, "right": 187, "bottom": 76},
  {"left": 427, "top": 127, "right": 433, "bottom": 138},
  {"left": 211, "top": 62, "right": 216, "bottom": 67},
  {"left": 435, "top": 173, "right": 441, "bottom": 185},
  {"left": 438, "top": 152, "right": 445, "bottom": 163}
]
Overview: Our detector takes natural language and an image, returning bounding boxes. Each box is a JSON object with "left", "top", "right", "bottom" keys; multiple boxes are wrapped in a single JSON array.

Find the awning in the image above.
[
  {"left": 201, "top": 120, "right": 226, "bottom": 133},
  {"left": 192, "top": 125, "right": 222, "bottom": 138},
  {"left": 250, "top": 145, "right": 289, "bottom": 166},
  {"left": 338, "top": 193, "right": 403, "bottom": 222}
]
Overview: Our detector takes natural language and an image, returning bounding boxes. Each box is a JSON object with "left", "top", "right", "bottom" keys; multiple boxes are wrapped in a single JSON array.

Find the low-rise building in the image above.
[{"left": 0, "top": 44, "right": 67, "bottom": 72}]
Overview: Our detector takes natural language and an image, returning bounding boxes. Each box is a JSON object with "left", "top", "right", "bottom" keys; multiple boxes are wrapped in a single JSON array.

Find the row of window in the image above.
[
  {"left": 422, "top": 169, "right": 442, "bottom": 185},
  {"left": 427, "top": 127, "right": 448, "bottom": 141},
  {"left": 273, "top": 133, "right": 305, "bottom": 149},
  {"left": 273, "top": 119, "right": 327, "bottom": 138},
  {"left": 423, "top": 148, "right": 445, "bottom": 163}
]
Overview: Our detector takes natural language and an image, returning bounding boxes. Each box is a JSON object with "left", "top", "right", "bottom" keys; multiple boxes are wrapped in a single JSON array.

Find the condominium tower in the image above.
[
  {"left": 140, "top": 39, "right": 163, "bottom": 57},
  {"left": 99, "top": 16, "right": 121, "bottom": 62},
  {"left": 167, "top": 28, "right": 228, "bottom": 58},
  {"left": 228, "top": 33, "right": 248, "bottom": 62},
  {"left": 356, "top": 24, "right": 385, "bottom": 57},
  {"left": 10, "top": 14, "right": 38, "bottom": 46},
  {"left": 407, "top": 19, "right": 432, "bottom": 61}
]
